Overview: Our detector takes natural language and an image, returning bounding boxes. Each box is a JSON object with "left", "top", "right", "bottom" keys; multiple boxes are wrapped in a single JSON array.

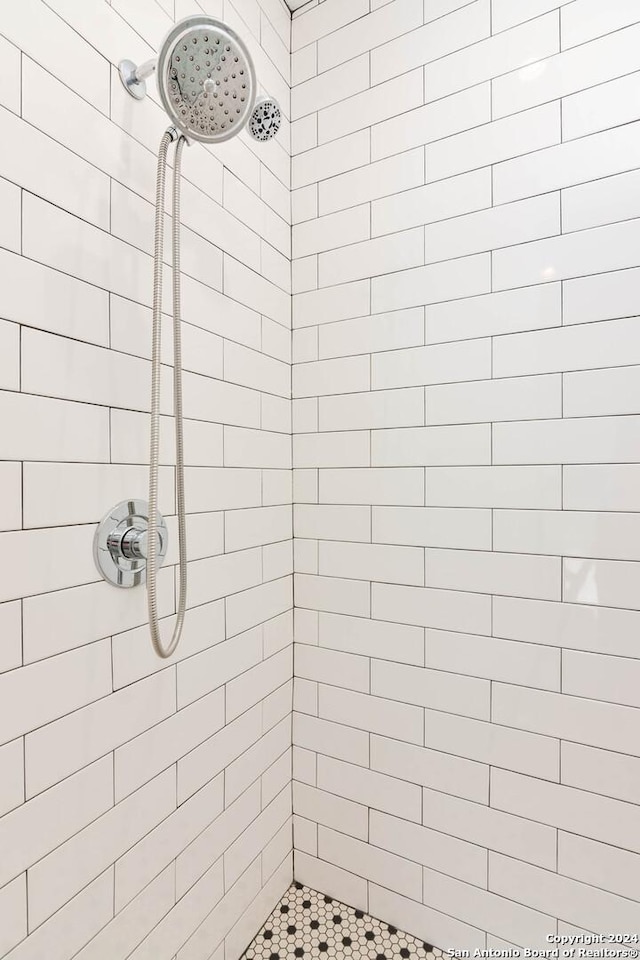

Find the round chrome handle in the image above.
[{"left": 94, "top": 500, "right": 168, "bottom": 588}]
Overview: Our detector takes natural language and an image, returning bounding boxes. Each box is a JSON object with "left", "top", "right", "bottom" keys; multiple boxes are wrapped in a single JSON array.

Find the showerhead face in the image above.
[
  {"left": 156, "top": 16, "right": 257, "bottom": 144},
  {"left": 248, "top": 97, "right": 282, "bottom": 142}
]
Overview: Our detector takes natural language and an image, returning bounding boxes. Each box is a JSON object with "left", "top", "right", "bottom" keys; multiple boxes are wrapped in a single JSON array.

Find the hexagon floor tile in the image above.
[{"left": 242, "top": 882, "right": 444, "bottom": 960}]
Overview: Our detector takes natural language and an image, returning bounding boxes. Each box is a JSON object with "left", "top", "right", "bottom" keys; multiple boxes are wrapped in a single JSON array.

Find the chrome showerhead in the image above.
[
  {"left": 119, "top": 16, "right": 260, "bottom": 144},
  {"left": 248, "top": 96, "right": 282, "bottom": 142}
]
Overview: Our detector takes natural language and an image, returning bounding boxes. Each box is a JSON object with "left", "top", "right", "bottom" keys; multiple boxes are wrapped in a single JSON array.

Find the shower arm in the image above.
[{"left": 119, "top": 57, "right": 156, "bottom": 100}]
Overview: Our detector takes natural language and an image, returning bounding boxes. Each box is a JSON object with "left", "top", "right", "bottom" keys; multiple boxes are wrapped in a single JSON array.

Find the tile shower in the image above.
[{"left": 1, "top": 0, "right": 640, "bottom": 957}]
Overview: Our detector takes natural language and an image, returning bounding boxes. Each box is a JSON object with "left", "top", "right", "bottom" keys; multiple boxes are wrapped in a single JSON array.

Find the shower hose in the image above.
[{"left": 147, "top": 126, "right": 188, "bottom": 658}]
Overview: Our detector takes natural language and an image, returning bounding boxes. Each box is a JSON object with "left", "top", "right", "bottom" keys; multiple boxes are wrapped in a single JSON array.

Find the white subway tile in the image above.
[
  {"left": 11, "top": 871, "right": 113, "bottom": 960},
  {"left": 294, "top": 782, "right": 367, "bottom": 842},
  {"left": 320, "top": 468, "right": 424, "bottom": 505},
  {"left": 374, "top": 168, "right": 490, "bottom": 238},
  {"left": 319, "top": 228, "right": 425, "bottom": 288},
  {"left": 295, "top": 430, "right": 370, "bottom": 468},
  {"left": 562, "top": 0, "right": 640, "bottom": 48},
  {"left": 565, "top": 363, "right": 640, "bottom": 418},
  {"left": 562, "top": 742, "right": 640, "bottom": 807},
  {"left": 177, "top": 707, "right": 262, "bottom": 805},
  {"left": 0, "top": 640, "right": 111, "bottom": 746},
  {"left": 373, "top": 338, "right": 491, "bottom": 389},
  {"left": 428, "top": 12, "right": 558, "bottom": 101},
  {"left": 294, "top": 279, "right": 371, "bottom": 329},
  {"left": 370, "top": 882, "right": 485, "bottom": 952},
  {"left": 319, "top": 0, "right": 423, "bottom": 71},
  {"left": 0, "top": 462, "right": 20, "bottom": 532},
  {"left": 293, "top": 130, "right": 371, "bottom": 188},
  {"left": 0, "top": 756, "right": 112, "bottom": 889},
  {"left": 422, "top": 864, "right": 554, "bottom": 947},
  {"left": 294, "top": 204, "right": 370, "bottom": 258},
  {"left": 495, "top": 509, "right": 640, "bottom": 563},
  {"left": 493, "top": 682, "right": 640, "bottom": 758},
  {"left": 426, "top": 628, "right": 560, "bottom": 690},
  {"left": 0, "top": 601, "right": 21, "bottom": 675},
  {"left": 425, "top": 547, "right": 561, "bottom": 601},
  {"left": 494, "top": 416, "right": 640, "bottom": 465},
  {"left": 371, "top": 809, "right": 488, "bottom": 888},
  {"left": 422, "top": 785, "right": 557, "bottom": 870},
  {"left": 373, "top": 82, "right": 491, "bottom": 162},
  {"left": 426, "top": 710, "right": 559, "bottom": 780},
  {"left": 497, "top": 122, "right": 640, "bottom": 209},
  {"left": 563, "top": 70, "right": 640, "bottom": 141},
  {"left": 559, "top": 830, "right": 640, "bottom": 904},
  {"left": 295, "top": 851, "right": 367, "bottom": 915},
  {"left": 79, "top": 866, "right": 174, "bottom": 960},
  {"left": 319, "top": 70, "right": 425, "bottom": 146},
  {"left": 372, "top": 733, "right": 489, "bottom": 804},
  {"left": 493, "top": 23, "right": 640, "bottom": 119},
  {"left": 372, "top": 253, "right": 491, "bottom": 313},
  {"left": 318, "top": 755, "right": 422, "bottom": 821},
  {"left": 564, "top": 167, "right": 640, "bottom": 234},
  {"left": 322, "top": 150, "right": 424, "bottom": 218},
  {"left": 292, "top": 55, "right": 369, "bottom": 120},
  {"left": 29, "top": 769, "right": 175, "bottom": 928},
  {"left": 564, "top": 266, "right": 640, "bottom": 327},
  {"left": 319, "top": 611, "right": 424, "bottom": 665},
  {"left": 371, "top": 0, "right": 490, "bottom": 85},
  {"left": 427, "top": 103, "right": 560, "bottom": 182},
  {"left": 226, "top": 647, "right": 292, "bottom": 721},
  {"left": 178, "top": 630, "right": 264, "bottom": 708},
  {"left": 0, "top": 247, "right": 108, "bottom": 345},
  {"left": 294, "top": 712, "right": 369, "bottom": 766},
  {"left": 25, "top": 669, "right": 175, "bottom": 798},
  {"left": 492, "top": 0, "right": 573, "bottom": 32},
  {"left": 492, "top": 851, "right": 640, "bottom": 940},
  {"left": 292, "top": 0, "right": 369, "bottom": 51},
  {"left": 319, "top": 540, "right": 424, "bottom": 585},
  {"left": 492, "top": 767, "right": 640, "bottom": 859},
  {"left": 563, "top": 649, "right": 640, "bottom": 709},
  {"left": 495, "top": 218, "right": 640, "bottom": 289},
  {"left": 564, "top": 465, "right": 640, "bottom": 512},
  {"left": 295, "top": 505, "right": 370, "bottom": 543},
  {"left": 0, "top": 876, "right": 26, "bottom": 957},
  {"left": 374, "top": 424, "right": 490, "bottom": 466},
  {"left": 495, "top": 316, "right": 640, "bottom": 378},
  {"left": 296, "top": 644, "right": 371, "bottom": 693},
  {"left": 373, "top": 660, "right": 490, "bottom": 719},
  {"left": 319, "top": 684, "right": 424, "bottom": 744},
  {"left": 372, "top": 583, "right": 492, "bottom": 634},
  {"left": 115, "top": 689, "right": 225, "bottom": 800},
  {"left": 493, "top": 595, "right": 640, "bottom": 659},
  {"left": 319, "top": 825, "right": 423, "bottom": 900},
  {"left": 426, "top": 465, "right": 561, "bottom": 508},
  {"left": 427, "top": 374, "right": 561, "bottom": 425},
  {"left": 426, "top": 283, "right": 561, "bottom": 344},
  {"left": 427, "top": 194, "right": 560, "bottom": 263},
  {"left": 373, "top": 506, "right": 491, "bottom": 550},
  {"left": 0, "top": 739, "right": 23, "bottom": 818},
  {"left": 292, "top": 44, "right": 317, "bottom": 86}
]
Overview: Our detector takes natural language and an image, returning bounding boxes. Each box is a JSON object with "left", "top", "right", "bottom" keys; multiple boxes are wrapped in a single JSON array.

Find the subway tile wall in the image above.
[
  {"left": 291, "top": 0, "right": 640, "bottom": 949},
  {"left": 0, "top": 0, "right": 293, "bottom": 958}
]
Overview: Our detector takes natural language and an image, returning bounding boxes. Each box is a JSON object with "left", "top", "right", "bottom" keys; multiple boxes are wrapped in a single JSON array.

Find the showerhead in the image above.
[
  {"left": 156, "top": 16, "right": 256, "bottom": 143},
  {"left": 118, "top": 16, "right": 282, "bottom": 146},
  {"left": 248, "top": 97, "right": 282, "bottom": 142}
]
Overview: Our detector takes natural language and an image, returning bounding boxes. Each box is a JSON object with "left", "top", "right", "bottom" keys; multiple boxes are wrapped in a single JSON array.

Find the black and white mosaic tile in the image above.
[{"left": 243, "top": 883, "right": 444, "bottom": 960}]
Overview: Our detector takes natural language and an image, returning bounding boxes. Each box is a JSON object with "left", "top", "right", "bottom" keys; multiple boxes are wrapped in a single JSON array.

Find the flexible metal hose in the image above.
[{"left": 147, "top": 126, "right": 188, "bottom": 659}]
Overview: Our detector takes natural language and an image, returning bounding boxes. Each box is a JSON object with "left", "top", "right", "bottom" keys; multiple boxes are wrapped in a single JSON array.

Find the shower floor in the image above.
[{"left": 242, "top": 883, "right": 443, "bottom": 960}]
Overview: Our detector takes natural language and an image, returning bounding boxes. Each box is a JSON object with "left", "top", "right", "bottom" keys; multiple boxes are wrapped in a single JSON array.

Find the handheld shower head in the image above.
[
  {"left": 157, "top": 16, "right": 256, "bottom": 143},
  {"left": 119, "top": 16, "right": 262, "bottom": 144}
]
